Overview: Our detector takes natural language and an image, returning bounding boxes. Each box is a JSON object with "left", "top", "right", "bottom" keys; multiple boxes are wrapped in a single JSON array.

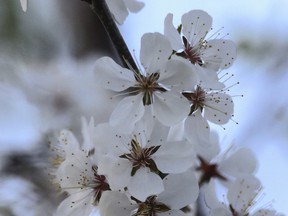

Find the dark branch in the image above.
[{"left": 87, "top": 0, "right": 138, "bottom": 72}]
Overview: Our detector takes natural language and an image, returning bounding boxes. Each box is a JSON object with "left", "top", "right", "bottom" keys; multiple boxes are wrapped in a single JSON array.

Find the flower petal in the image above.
[
  {"left": 94, "top": 123, "right": 128, "bottom": 156},
  {"left": 158, "top": 210, "right": 187, "bottom": 216},
  {"left": 124, "top": 0, "right": 145, "bottom": 12},
  {"left": 184, "top": 110, "right": 210, "bottom": 145},
  {"left": 193, "top": 64, "right": 225, "bottom": 89},
  {"left": 93, "top": 57, "right": 135, "bottom": 91},
  {"left": 210, "top": 207, "right": 231, "bottom": 216},
  {"left": 99, "top": 191, "right": 135, "bottom": 216},
  {"left": 20, "top": 0, "right": 27, "bottom": 12},
  {"left": 109, "top": 95, "right": 145, "bottom": 133},
  {"left": 204, "top": 92, "right": 234, "bottom": 125},
  {"left": 153, "top": 91, "right": 190, "bottom": 126},
  {"left": 55, "top": 191, "right": 95, "bottom": 216},
  {"left": 55, "top": 150, "right": 93, "bottom": 193},
  {"left": 203, "top": 180, "right": 222, "bottom": 209},
  {"left": 106, "top": 0, "right": 128, "bottom": 24},
  {"left": 164, "top": 13, "right": 183, "bottom": 51},
  {"left": 81, "top": 117, "right": 95, "bottom": 152},
  {"left": 58, "top": 129, "right": 81, "bottom": 155},
  {"left": 98, "top": 156, "right": 131, "bottom": 191},
  {"left": 202, "top": 39, "right": 237, "bottom": 70},
  {"left": 194, "top": 130, "right": 220, "bottom": 161},
  {"left": 159, "top": 60, "right": 198, "bottom": 91},
  {"left": 146, "top": 119, "right": 170, "bottom": 148},
  {"left": 227, "top": 176, "right": 261, "bottom": 212},
  {"left": 158, "top": 170, "right": 199, "bottom": 209},
  {"left": 140, "top": 33, "right": 172, "bottom": 74},
  {"left": 181, "top": 10, "right": 212, "bottom": 46},
  {"left": 253, "top": 209, "right": 279, "bottom": 216},
  {"left": 152, "top": 140, "right": 194, "bottom": 174},
  {"left": 219, "top": 148, "right": 257, "bottom": 178},
  {"left": 128, "top": 167, "right": 164, "bottom": 201}
]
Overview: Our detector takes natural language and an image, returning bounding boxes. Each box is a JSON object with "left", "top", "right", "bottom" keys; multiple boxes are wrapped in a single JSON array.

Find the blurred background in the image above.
[{"left": 0, "top": 0, "right": 287, "bottom": 215}]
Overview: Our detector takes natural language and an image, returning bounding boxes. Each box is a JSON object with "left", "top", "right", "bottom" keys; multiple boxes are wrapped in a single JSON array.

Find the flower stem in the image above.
[{"left": 89, "top": 0, "right": 138, "bottom": 72}]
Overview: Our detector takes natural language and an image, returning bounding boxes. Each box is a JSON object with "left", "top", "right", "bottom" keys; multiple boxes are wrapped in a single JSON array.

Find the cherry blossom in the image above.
[
  {"left": 51, "top": 118, "right": 110, "bottom": 216},
  {"left": 106, "top": 0, "right": 144, "bottom": 24},
  {"left": 99, "top": 170, "right": 199, "bottom": 216},
  {"left": 94, "top": 122, "right": 194, "bottom": 201},
  {"left": 205, "top": 176, "right": 282, "bottom": 216},
  {"left": 193, "top": 135, "right": 257, "bottom": 185},
  {"left": 164, "top": 10, "right": 236, "bottom": 88},
  {"left": 94, "top": 32, "right": 197, "bottom": 133},
  {"left": 183, "top": 84, "right": 234, "bottom": 144}
]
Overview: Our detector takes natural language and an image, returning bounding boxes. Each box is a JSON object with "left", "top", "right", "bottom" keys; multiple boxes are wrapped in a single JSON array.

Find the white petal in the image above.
[
  {"left": 204, "top": 92, "right": 234, "bottom": 125},
  {"left": 81, "top": 117, "right": 95, "bottom": 152},
  {"left": 152, "top": 140, "right": 194, "bottom": 174},
  {"left": 194, "top": 130, "right": 220, "bottom": 162},
  {"left": 158, "top": 170, "right": 199, "bottom": 209},
  {"left": 98, "top": 156, "right": 131, "bottom": 191},
  {"left": 202, "top": 39, "right": 237, "bottom": 70},
  {"left": 210, "top": 207, "right": 231, "bottom": 216},
  {"left": 158, "top": 210, "right": 187, "bottom": 216},
  {"left": 193, "top": 64, "right": 225, "bottom": 89},
  {"left": 181, "top": 10, "right": 212, "bottom": 46},
  {"left": 184, "top": 110, "right": 210, "bottom": 145},
  {"left": 99, "top": 191, "right": 135, "bottom": 216},
  {"left": 93, "top": 57, "right": 135, "bottom": 91},
  {"left": 124, "top": 0, "right": 144, "bottom": 12},
  {"left": 55, "top": 151, "right": 94, "bottom": 192},
  {"left": 203, "top": 181, "right": 221, "bottom": 209},
  {"left": 94, "top": 123, "right": 129, "bottom": 157},
  {"left": 128, "top": 167, "right": 164, "bottom": 201},
  {"left": 146, "top": 119, "right": 170, "bottom": 148},
  {"left": 153, "top": 91, "right": 190, "bottom": 126},
  {"left": 140, "top": 33, "right": 172, "bottom": 74},
  {"left": 109, "top": 95, "right": 145, "bottom": 133},
  {"left": 167, "top": 121, "right": 185, "bottom": 142},
  {"left": 164, "top": 13, "right": 183, "bottom": 51},
  {"left": 55, "top": 192, "right": 95, "bottom": 216},
  {"left": 253, "top": 209, "right": 279, "bottom": 216},
  {"left": 106, "top": 0, "right": 128, "bottom": 24},
  {"left": 159, "top": 60, "right": 198, "bottom": 91},
  {"left": 219, "top": 148, "right": 258, "bottom": 178},
  {"left": 58, "top": 129, "right": 80, "bottom": 155},
  {"left": 227, "top": 176, "right": 261, "bottom": 212},
  {"left": 20, "top": 0, "right": 27, "bottom": 12}
]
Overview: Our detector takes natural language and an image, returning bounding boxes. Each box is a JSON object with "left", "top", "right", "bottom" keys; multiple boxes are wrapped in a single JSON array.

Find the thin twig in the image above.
[{"left": 88, "top": 0, "right": 138, "bottom": 72}]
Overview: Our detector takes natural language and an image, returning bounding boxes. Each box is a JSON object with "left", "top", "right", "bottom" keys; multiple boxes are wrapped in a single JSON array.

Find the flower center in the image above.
[
  {"left": 229, "top": 205, "right": 248, "bottom": 216},
  {"left": 133, "top": 196, "right": 170, "bottom": 216},
  {"left": 176, "top": 36, "right": 204, "bottom": 65},
  {"left": 182, "top": 85, "right": 206, "bottom": 115},
  {"left": 120, "top": 138, "right": 160, "bottom": 176},
  {"left": 196, "top": 155, "right": 227, "bottom": 185},
  {"left": 91, "top": 166, "right": 110, "bottom": 204},
  {"left": 126, "top": 73, "right": 166, "bottom": 106}
]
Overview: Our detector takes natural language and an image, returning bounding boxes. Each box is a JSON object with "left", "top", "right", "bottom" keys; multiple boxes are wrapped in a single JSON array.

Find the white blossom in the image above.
[
  {"left": 51, "top": 118, "right": 110, "bottom": 216},
  {"left": 94, "top": 32, "right": 197, "bottom": 133},
  {"left": 99, "top": 170, "right": 199, "bottom": 216},
  {"left": 164, "top": 10, "right": 236, "bottom": 88},
  {"left": 205, "top": 176, "right": 282, "bottom": 216},
  {"left": 194, "top": 136, "right": 257, "bottom": 185},
  {"left": 106, "top": 0, "right": 144, "bottom": 24},
  {"left": 183, "top": 84, "right": 234, "bottom": 144},
  {"left": 95, "top": 121, "right": 194, "bottom": 201}
]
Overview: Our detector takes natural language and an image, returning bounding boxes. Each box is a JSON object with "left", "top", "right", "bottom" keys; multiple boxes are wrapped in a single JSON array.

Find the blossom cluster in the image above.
[{"left": 19, "top": 1, "right": 281, "bottom": 216}]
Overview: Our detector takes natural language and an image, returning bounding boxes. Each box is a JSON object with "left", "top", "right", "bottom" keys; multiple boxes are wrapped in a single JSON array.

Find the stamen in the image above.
[{"left": 206, "top": 26, "right": 225, "bottom": 40}]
